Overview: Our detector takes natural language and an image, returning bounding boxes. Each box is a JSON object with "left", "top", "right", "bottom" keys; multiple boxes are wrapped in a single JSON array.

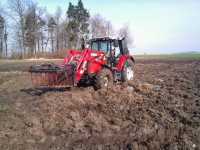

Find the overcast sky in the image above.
[{"left": 2, "top": 0, "right": 200, "bottom": 54}]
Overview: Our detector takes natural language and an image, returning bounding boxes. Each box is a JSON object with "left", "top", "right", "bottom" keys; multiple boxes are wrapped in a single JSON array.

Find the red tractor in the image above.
[{"left": 29, "top": 37, "right": 135, "bottom": 89}]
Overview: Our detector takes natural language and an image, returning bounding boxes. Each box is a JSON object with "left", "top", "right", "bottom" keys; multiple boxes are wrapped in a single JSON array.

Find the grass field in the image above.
[
  {"left": 135, "top": 52, "right": 200, "bottom": 60},
  {"left": 0, "top": 53, "right": 199, "bottom": 72}
]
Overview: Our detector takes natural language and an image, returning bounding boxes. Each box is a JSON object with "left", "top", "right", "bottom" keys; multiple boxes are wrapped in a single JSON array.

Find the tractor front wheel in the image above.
[{"left": 94, "top": 68, "right": 113, "bottom": 90}]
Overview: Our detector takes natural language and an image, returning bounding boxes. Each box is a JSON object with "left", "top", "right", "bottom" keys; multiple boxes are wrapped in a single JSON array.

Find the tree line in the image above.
[{"left": 0, "top": 0, "right": 132, "bottom": 59}]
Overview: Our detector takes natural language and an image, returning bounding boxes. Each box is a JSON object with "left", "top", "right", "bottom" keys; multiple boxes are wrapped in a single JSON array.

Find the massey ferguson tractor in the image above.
[{"left": 29, "top": 37, "right": 135, "bottom": 90}]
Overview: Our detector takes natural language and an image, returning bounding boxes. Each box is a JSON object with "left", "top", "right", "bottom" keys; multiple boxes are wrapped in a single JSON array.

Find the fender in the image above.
[{"left": 116, "top": 55, "right": 135, "bottom": 71}]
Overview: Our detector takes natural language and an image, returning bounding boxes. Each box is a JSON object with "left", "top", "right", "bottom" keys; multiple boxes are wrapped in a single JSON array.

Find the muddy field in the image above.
[{"left": 0, "top": 59, "right": 200, "bottom": 150}]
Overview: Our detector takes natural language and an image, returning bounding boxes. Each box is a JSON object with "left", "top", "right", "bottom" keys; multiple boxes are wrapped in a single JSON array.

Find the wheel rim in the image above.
[{"left": 126, "top": 67, "right": 134, "bottom": 80}]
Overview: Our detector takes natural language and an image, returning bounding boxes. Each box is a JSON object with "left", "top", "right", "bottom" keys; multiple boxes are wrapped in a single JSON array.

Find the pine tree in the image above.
[{"left": 66, "top": 0, "right": 90, "bottom": 49}]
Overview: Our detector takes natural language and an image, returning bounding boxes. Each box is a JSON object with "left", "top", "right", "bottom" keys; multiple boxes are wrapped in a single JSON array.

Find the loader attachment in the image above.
[{"left": 29, "top": 63, "right": 75, "bottom": 88}]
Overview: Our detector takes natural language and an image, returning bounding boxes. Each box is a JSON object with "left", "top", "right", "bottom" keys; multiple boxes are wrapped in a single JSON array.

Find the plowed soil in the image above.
[{"left": 0, "top": 59, "right": 199, "bottom": 150}]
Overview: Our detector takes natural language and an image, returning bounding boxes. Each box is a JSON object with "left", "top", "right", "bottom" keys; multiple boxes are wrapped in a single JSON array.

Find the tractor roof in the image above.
[{"left": 90, "top": 37, "right": 117, "bottom": 42}]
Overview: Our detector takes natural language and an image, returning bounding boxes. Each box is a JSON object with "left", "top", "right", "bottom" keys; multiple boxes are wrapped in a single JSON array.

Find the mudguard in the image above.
[{"left": 116, "top": 55, "right": 135, "bottom": 71}]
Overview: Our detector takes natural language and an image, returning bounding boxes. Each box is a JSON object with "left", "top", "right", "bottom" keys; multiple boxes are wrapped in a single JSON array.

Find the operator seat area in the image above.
[{"left": 108, "top": 43, "right": 121, "bottom": 68}]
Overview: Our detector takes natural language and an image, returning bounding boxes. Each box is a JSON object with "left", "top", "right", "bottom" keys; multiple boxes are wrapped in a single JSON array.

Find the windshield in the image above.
[
  {"left": 91, "top": 41, "right": 108, "bottom": 53},
  {"left": 99, "top": 41, "right": 108, "bottom": 52}
]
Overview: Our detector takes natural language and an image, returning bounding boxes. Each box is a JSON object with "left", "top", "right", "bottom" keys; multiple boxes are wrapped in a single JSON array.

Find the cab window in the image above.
[
  {"left": 91, "top": 41, "right": 108, "bottom": 53},
  {"left": 99, "top": 41, "right": 108, "bottom": 53},
  {"left": 91, "top": 42, "right": 98, "bottom": 51}
]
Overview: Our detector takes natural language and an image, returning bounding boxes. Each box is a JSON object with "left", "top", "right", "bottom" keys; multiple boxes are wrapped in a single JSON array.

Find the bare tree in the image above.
[
  {"left": 7, "top": 0, "right": 33, "bottom": 57},
  {"left": 4, "top": 22, "right": 8, "bottom": 57},
  {"left": 90, "top": 14, "right": 105, "bottom": 38},
  {"left": 0, "top": 15, "right": 4, "bottom": 57},
  {"left": 106, "top": 21, "right": 114, "bottom": 37},
  {"left": 0, "top": 3, "right": 7, "bottom": 57},
  {"left": 60, "top": 21, "right": 68, "bottom": 49},
  {"left": 36, "top": 7, "right": 47, "bottom": 53},
  {"left": 24, "top": 5, "right": 37, "bottom": 55},
  {"left": 90, "top": 14, "right": 113, "bottom": 38},
  {"left": 24, "top": 3, "right": 48, "bottom": 57},
  {"left": 48, "top": 17, "right": 56, "bottom": 53},
  {"left": 55, "top": 6, "right": 62, "bottom": 52}
]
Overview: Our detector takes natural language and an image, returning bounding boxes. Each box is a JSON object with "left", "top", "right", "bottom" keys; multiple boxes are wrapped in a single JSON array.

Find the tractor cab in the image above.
[{"left": 89, "top": 37, "right": 129, "bottom": 67}]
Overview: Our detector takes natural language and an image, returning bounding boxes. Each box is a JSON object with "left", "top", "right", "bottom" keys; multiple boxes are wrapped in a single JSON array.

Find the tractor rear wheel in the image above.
[
  {"left": 122, "top": 59, "right": 135, "bottom": 82},
  {"left": 94, "top": 68, "right": 113, "bottom": 90}
]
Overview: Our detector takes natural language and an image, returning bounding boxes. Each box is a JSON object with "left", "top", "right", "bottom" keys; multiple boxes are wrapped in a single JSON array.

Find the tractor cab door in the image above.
[
  {"left": 118, "top": 38, "right": 129, "bottom": 55},
  {"left": 108, "top": 40, "right": 123, "bottom": 68}
]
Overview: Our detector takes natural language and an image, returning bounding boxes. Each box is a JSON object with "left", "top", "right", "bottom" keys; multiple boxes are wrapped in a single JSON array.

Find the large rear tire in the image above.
[
  {"left": 94, "top": 68, "right": 113, "bottom": 90},
  {"left": 122, "top": 59, "right": 135, "bottom": 82}
]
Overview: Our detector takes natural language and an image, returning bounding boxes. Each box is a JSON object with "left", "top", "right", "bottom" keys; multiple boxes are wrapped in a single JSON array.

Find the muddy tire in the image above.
[
  {"left": 94, "top": 68, "right": 113, "bottom": 90},
  {"left": 122, "top": 59, "right": 135, "bottom": 82}
]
